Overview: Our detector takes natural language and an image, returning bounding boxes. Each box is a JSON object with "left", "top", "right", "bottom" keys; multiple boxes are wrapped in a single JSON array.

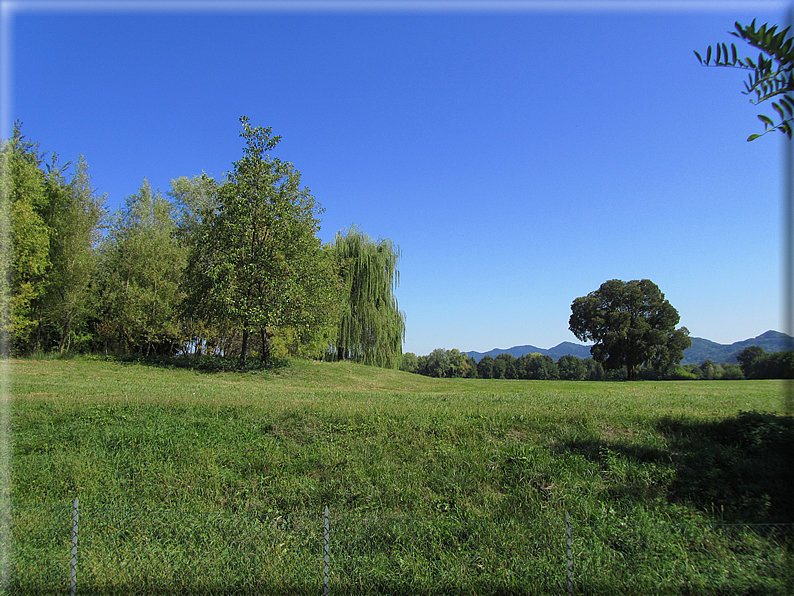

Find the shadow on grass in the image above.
[
  {"left": 658, "top": 411, "right": 794, "bottom": 523},
  {"left": 558, "top": 411, "right": 794, "bottom": 523},
  {"left": 95, "top": 354, "right": 291, "bottom": 374}
]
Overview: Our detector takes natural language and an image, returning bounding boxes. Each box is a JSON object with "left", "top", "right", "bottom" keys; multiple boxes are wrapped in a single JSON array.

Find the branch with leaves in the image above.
[{"left": 695, "top": 19, "right": 794, "bottom": 141}]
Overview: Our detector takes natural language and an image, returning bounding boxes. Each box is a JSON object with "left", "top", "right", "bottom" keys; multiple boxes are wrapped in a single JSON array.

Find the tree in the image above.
[
  {"left": 701, "top": 359, "right": 717, "bottom": 380},
  {"left": 36, "top": 156, "right": 105, "bottom": 354},
  {"left": 168, "top": 173, "right": 222, "bottom": 243},
  {"left": 477, "top": 354, "right": 494, "bottom": 379},
  {"left": 695, "top": 20, "right": 794, "bottom": 140},
  {"left": 0, "top": 125, "right": 50, "bottom": 354},
  {"left": 558, "top": 354, "right": 587, "bottom": 381},
  {"left": 569, "top": 279, "right": 691, "bottom": 381},
  {"left": 182, "top": 117, "right": 338, "bottom": 363},
  {"left": 523, "top": 353, "right": 559, "bottom": 380},
  {"left": 493, "top": 353, "right": 515, "bottom": 380},
  {"left": 583, "top": 358, "right": 605, "bottom": 381},
  {"left": 97, "top": 180, "right": 185, "bottom": 356},
  {"left": 737, "top": 345, "right": 766, "bottom": 378},
  {"left": 400, "top": 352, "right": 419, "bottom": 373},
  {"left": 331, "top": 225, "right": 404, "bottom": 368}
]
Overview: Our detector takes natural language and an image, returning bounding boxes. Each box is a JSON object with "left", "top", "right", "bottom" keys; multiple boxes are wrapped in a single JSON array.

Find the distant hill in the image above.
[
  {"left": 681, "top": 330, "right": 793, "bottom": 365},
  {"left": 466, "top": 341, "right": 593, "bottom": 362},
  {"left": 466, "top": 330, "right": 793, "bottom": 365}
]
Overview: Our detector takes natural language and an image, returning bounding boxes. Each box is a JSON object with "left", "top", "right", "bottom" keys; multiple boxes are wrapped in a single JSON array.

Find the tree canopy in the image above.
[
  {"left": 331, "top": 225, "right": 404, "bottom": 368},
  {"left": 182, "top": 117, "right": 338, "bottom": 362},
  {"left": 569, "top": 279, "right": 691, "bottom": 381},
  {"left": 695, "top": 19, "right": 794, "bottom": 140}
]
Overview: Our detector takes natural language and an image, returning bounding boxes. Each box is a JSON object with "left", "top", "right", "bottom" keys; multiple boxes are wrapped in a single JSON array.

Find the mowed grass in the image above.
[{"left": 7, "top": 358, "right": 794, "bottom": 594}]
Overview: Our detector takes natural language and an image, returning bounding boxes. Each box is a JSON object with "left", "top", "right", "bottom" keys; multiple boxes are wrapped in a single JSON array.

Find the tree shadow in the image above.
[
  {"left": 657, "top": 411, "right": 794, "bottom": 523},
  {"left": 103, "top": 354, "right": 290, "bottom": 374},
  {"left": 558, "top": 411, "right": 794, "bottom": 523}
]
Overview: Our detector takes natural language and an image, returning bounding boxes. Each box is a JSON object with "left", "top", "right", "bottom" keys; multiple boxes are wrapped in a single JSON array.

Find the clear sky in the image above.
[{"left": 3, "top": 0, "right": 789, "bottom": 355}]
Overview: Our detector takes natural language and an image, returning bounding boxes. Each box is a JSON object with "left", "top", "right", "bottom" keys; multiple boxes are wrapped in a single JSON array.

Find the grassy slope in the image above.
[
  {"left": 10, "top": 358, "right": 790, "bottom": 518},
  {"left": 7, "top": 359, "right": 794, "bottom": 594}
]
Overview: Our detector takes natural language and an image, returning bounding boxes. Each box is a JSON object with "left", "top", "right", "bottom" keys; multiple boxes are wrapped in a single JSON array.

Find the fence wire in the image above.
[{"left": 4, "top": 503, "right": 793, "bottom": 595}]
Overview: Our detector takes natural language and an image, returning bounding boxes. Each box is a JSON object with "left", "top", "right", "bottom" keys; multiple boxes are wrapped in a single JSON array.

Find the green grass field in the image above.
[{"left": 6, "top": 358, "right": 794, "bottom": 594}]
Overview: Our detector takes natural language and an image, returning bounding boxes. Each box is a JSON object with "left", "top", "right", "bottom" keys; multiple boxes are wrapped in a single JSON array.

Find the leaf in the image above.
[
  {"left": 694, "top": 50, "right": 703, "bottom": 64},
  {"left": 732, "top": 43, "right": 738, "bottom": 63},
  {"left": 747, "top": 133, "right": 762, "bottom": 141},
  {"left": 722, "top": 43, "right": 729, "bottom": 63},
  {"left": 706, "top": 45, "right": 712, "bottom": 64},
  {"left": 773, "top": 102, "right": 785, "bottom": 121},
  {"left": 716, "top": 43, "right": 721, "bottom": 63},
  {"left": 758, "top": 114, "right": 775, "bottom": 128},
  {"left": 782, "top": 96, "right": 794, "bottom": 116}
]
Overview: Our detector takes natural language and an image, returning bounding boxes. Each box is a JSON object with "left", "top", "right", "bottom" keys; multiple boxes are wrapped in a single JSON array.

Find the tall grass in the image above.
[{"left": 6, "top": 358, "right": 794, "bottom": 594}]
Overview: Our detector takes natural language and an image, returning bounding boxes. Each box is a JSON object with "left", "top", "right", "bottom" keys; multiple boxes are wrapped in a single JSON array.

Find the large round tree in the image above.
[{"left": 569, "top": 279, "right": 691, "bottom": 380}]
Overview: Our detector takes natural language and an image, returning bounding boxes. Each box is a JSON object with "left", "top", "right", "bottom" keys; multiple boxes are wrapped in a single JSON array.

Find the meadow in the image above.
[{"left": 6, "top": 358, "right": 794, "bottom": 594}]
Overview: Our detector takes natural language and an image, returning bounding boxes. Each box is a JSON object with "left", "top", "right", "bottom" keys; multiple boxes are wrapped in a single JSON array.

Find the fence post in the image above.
[
  {"left": 566, "top": 512, "right": 573, "bottom": 596},
  {"left": 70, "top": 497, "right": 79, "bottom": 596},
  {"left": 324, "top": 505, "right": 329, "bottom": 596}
]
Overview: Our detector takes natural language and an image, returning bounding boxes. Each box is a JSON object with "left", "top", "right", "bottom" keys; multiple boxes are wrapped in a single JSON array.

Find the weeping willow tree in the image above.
[{"left": 332, "top": 226, "right": 404, "bottom": 368}]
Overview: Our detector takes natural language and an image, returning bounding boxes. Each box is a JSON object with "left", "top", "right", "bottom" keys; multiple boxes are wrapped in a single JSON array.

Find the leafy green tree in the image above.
[
  {"left": 683, "top": 363, "right": 704, "bottom": 379},
  {"left": 400, "top": 352, "right": 419, "bottom": 373},
  {"left": 331, "top": 225, "right": 404, "bottom": 368},
  {"left": 35, "top": 156, "right": 105, "bottom": 353},
  {"left": 423, "top": 348, "right": 452, "bottom": 378},
  {"left": 569, "top": 279, "right": 691, "bottom": 381},
  {"left": 737, "top": 345, "right": 767, "bottom": 378},
  {"left": 448, "top": 348, "right": 474, "bottom": 378},
  {"left": 583, "top": 358, "right": 605, "bottom": 381},
  {"left": 477, "top": 354, "right": 494, "bottom": 379},
  {"left": 467, "top": 355, "right": 479, "bottom": 378},
  {"left": 558, "top": 354, "right": 587, "bottom": 381},
  {"left": 0, "top": 125, "right": 50, "bottom": 354},
  {"left": 701, "top": 359, "right": 717, "bottom": 380},
  {"left": 695, "top": 20, "right": 794, "bottom": 140},
  {"left": 98, "top": 180, "right": 186, "bottom": 355},
  {"left": 182, "top": 117, "right": 338, "bottom": 362},
  {"left": 493, "top": 353, "right": 516, "bottom": 380},
  {"left": 721, "top": 362, "right": 746, "bottom": 379},
  {"left": 168, "top": 173, "right": 222, "bottom": 243},
  {"left": 523, "top": 353, "right": 559, "bottom": 380}
]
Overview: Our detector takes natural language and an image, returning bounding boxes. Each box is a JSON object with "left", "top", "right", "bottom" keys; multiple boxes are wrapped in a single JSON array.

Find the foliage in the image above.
[
  {"left": 399, "top": 351, "right": 419, "bottom": 373},
  {"left": 0, "top": 126, "right": 50, "bottom": 353},
  {"left": 570, "top": 279, "right": 692, "bottom": 381},
  {"left": 558, "top": 353, "right": 587, "bottom": 380},
  {"left": 167, "top": 172, "right": 222, "bottom": 243},
  {"left": 182, "top": 117, "right": 339, "bottom": 362},
  {"left": 97, "top": 180, "right": 186, "bottom": 356},
  {"left": 0, "top": 125, "right": 107, "bottom": 356},
  {"left": 476, "top": 354, "right": 494, "bottom": 379},
  {"left": 415, "top": 348, "right": 474, "bottom": 378},
  {"left": 35, "top": 156, "right": 105, "bottom": 354},
  {"left": 737, "top": 345, "right": 794, "bottom": 379},
  {"left": 695, "top": 20, "right": 794, "bottom": 140},
  {"left": 331, "top": 226, "right": 404, "bottom": 368}
]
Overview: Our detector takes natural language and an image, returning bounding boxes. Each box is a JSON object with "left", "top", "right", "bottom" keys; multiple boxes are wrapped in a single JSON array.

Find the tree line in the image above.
[
  {"left": 1, "top": 119, "right": 404, "bottom": 366},
  {"left": 401, "top": 346, "right": 791, "bottom": 380}
]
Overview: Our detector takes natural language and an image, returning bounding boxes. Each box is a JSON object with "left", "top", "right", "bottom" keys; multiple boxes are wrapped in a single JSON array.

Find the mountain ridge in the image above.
[{"left": 465, "top": 330, "right": 793, "bottom": 365}]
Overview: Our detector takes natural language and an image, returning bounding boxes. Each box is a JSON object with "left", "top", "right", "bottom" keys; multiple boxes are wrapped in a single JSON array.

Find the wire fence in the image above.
[{"left": 4, "top": 500, "right": 794, "bottom": 595}]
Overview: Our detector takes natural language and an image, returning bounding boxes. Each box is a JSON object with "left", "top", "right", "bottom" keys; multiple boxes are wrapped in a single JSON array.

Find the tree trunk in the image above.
[
  {"left": 260, "top": 327, "right": 272, "bottom": 363},
  {"left": 240, "top": 329, "right": 249, "bottom": 362}
]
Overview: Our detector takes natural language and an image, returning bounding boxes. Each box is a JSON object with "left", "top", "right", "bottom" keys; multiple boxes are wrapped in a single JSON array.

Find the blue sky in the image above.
[{"left": 4, "top": 0, "right": 789, "bottom": 355}]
